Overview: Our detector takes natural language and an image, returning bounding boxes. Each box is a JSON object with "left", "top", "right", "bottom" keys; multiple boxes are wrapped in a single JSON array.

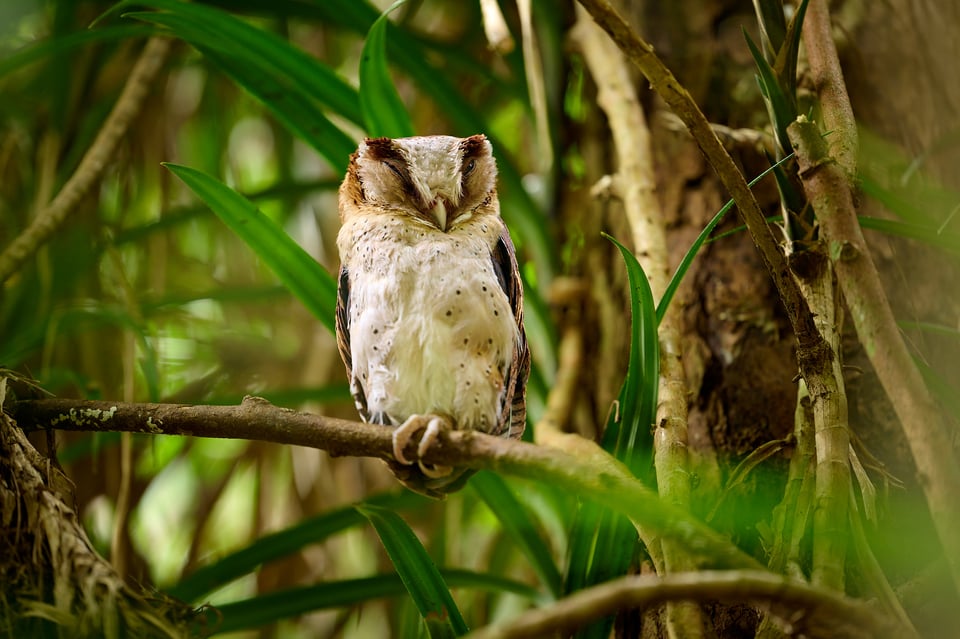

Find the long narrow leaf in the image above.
[
  {"left": 359, "top": 1, "right": 415, "bottom": 138},
  {"left": 565, "top": 234, "right": 659, "bottom": 638},
  {"left": 358, "top": 505, "right": 468, "bottom": 637},
  {"left": 744, "top": 29, "right": 794, "bottom": 153},
  {"left": 103, "top": 0, "right": 361, "bottom": 122},
  {"left": 859, "top": 216, "right": 960, "bottom": 257},
  {"left": 199, "top": 569, "right": 536, "bottom": 635},
  {"left": 122, "top": 11, "right": 355, "bottom": 170},
  {"left": 773, "top": 0, "right": 810, "bottom": 100},
  {"left": 170, "top": 491, "right": 427, "bottom": 601},
  {"left": 471, "top": 471, "right": 563, "bottom": 598},
  {"left": 0, "top": 25, "right": 154, "bottom": 78},
  {"left": 657, "top": 154, "right": 795, "bottom": 323},
  {"left": 198, "top": 44, "right": 356, "bottom": 171},
  {"left": 603, "top": 233, "right": 659, "bottom": 475},
  {"left": 752, "top": 0, "right": 787, "bottom": 57},
  {"left": 164, "top": 164, "right": 338, "bottom": 333}
]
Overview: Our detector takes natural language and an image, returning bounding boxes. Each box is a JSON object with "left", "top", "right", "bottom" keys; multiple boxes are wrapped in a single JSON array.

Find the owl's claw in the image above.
[{"left": 392, "top": 414, "right": 453, "bottom": 478}]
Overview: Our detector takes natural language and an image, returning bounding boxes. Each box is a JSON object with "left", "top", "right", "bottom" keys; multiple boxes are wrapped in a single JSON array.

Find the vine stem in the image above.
[{"left": 0, "top": 37, "right": 171, "bottom": 284}]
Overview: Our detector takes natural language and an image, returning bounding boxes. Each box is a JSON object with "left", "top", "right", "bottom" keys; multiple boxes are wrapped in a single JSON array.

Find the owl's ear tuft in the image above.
[
  {"left": 459, "top": 134, "right": 489, "bottom": 159},
  {"left": 362, "top": 137, "right": 403, "bottom": 162}
]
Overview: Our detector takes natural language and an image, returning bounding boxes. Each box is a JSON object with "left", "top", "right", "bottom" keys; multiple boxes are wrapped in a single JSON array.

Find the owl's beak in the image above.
[{"left": 429, "top": 197, "right": 454, "bottom": 231}]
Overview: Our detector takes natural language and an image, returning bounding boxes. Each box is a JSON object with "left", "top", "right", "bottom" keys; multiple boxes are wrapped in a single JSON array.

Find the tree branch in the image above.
[
  {"left": 13, "top": 396, "right": 762, "bottom": 573},
  {"left": 574, "top": 0, "right": 828, "bottom": 372},
  {"left": 463, "top": 570, "right": 902, "bottom": 639},
  {"left": 791, "top": 0, "right": 960, "bottom": 599}
]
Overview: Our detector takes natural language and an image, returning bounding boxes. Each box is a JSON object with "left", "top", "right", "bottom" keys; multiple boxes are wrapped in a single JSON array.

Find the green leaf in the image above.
[
  {"left": 197, "top": 43, "right": 355, "bottom": 172},
  {"left": 357, "top": 504, "right": 468, "bottom": 637},
  {"left": 119, "top": 5, "right": 356, "bottom": 170},
  {"left": 744, "top": 29, "right": 795, "bottom": 154},
  {"left": 170, "top": 491, "right": 427, "bottom": 601},
  {"left": 163, "top": 164, "right": 338, "bottom": 333},
  {"left": 359, "top": 0, "right": 415, "bottom": 138},
  {"left": 115, "top": 178, "right": 340, "bottom": 245},
  {"left": 657, "top": 154, "right": 796, "bottom": 323},
  {"left": 602, "top": 233, "right": 659, "bottom": 476},
  {"left": 565, "top": 234, "right": 659, "bottom": 638},
  {"left": 0, "top": 25, "right": 154, "bottom": 79},
  {"left": 859, "top": 216, "right": 960, "bottom": 257},
  {"left": 105, "top": 0, "right": 360, "bottom": 122},
  {"left": 773, "top": 0, "right": 810, "bottom": 104},
  {"left": 752, "top": 0, "right": 787, "bottom": 57},
  {"left": 471, "top": 471, "right": 562, "bottom": 598},
  {"left": 196, "top": 569, "right": 536, "bottom": 635},
  {"left": 899, "top": 321, "right": 960, "bottom": 340}
]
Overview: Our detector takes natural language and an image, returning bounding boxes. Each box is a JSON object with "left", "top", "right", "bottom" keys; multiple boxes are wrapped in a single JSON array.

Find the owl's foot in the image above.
[{"left": 393, "top": 414, "right": 453, "bottom": 478}]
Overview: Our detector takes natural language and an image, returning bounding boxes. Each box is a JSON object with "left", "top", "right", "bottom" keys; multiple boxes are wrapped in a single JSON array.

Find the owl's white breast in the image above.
[{"left": 338, "top": 213, "right": 518, "bottom": 433}]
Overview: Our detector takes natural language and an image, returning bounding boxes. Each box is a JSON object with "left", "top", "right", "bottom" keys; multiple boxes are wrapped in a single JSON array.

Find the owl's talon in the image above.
[
  {"left": 391, "top": 414, "right": 453, "bottom": 477},
  {"left": 392, "top": 415, "right": 423, "bottom": 465},
  {"left": 415, "top": 416, "right": 453, "bottom": 477},
  {"left": 418, "top": 460, "right": 453, "bottom": 478}
]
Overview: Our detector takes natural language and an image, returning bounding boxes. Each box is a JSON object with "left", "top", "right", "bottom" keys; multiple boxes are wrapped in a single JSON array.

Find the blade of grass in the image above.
[
  {"left": 602, "top": 233, "right": 658, "bottom": 475},
  {"left": 114, "top": 178, "right": 340, "bottom": 245},
  {"left": 359, "top": 0, "right": 415, "bottom": 138},
  {"left": 358, "top": 504, "right": 468, "bottom": 637},
  {"left": 772, "top": 0, "right": 810, "bottom": 100},
  {"left": 198, "top": 44, "right": 356, "bottom": 171},
  {"left": 164, "top": 163, "right": 338, "bottom": 333},
  {"left": 858, "top": 216, "right": 960, "bottom": 257},
  {"left": 744, "top": 29, "right": 795, "bottom": 153},
  {"left": 752, "top": 0, "right": 787, "bottom": 57}
]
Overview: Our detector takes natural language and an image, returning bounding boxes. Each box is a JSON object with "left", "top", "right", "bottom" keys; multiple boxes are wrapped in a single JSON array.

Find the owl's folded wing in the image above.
[
  {"left": 336, "top": 265, "right": 373, "bottom": 423},
  {"left": 490, "top": 226, "right": 531, "bottom": 440}
]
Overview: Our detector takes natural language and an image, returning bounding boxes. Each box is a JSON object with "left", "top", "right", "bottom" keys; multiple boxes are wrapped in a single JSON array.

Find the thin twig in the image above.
[
  {"left": 533, "top": 327, "right": 582, "bottom": 439},
  {"left": 0, "top": 37, "right": 171, "bottom": 284}
]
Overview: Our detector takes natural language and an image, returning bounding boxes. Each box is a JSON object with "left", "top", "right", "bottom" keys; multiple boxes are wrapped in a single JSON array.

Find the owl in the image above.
[{"left": 335, "top": 134, "right": 530, "bottom": 498}]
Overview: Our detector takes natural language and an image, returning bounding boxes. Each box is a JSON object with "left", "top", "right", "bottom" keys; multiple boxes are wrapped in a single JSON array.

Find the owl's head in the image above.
[{"left": 346, "top": 134, "right": 497, "bottom": 231}]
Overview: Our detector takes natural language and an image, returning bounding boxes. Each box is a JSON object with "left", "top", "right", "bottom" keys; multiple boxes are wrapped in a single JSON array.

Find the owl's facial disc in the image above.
[{"left": 357, "top": 135, "right": 494, "bottom": 232}]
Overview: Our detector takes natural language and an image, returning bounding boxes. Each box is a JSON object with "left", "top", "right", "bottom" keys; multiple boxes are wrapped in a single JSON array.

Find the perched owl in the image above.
[{"left": 336, "top": 134, "right": 530, "bottom": 497}]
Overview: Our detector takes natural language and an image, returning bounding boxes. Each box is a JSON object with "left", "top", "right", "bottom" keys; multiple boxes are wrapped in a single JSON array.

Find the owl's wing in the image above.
[
  {"left": 336, "top": 265, "right": 372, "bottom": 422},
  {"left": 491, "top": 226, "right": 530, "bottom": 441}
]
